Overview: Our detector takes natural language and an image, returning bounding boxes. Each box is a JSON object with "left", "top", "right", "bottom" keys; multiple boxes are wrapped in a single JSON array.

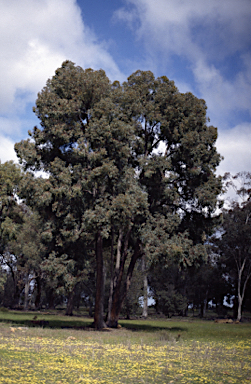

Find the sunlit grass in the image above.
[{"left": 0, "top": 314, "right": 250, "bottom": 383}]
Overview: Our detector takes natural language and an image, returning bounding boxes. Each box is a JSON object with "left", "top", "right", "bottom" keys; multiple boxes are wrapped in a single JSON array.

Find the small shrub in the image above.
[
  {"left": 157, "top": 330, "right": 175, "bottom": 342},
  {"left": 0, "top": 307, "right": 9, "bottom": 313}
]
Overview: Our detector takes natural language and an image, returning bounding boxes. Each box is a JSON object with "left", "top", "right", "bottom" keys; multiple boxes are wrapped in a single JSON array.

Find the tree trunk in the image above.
[
  {"left": 47, "top": 289, "right": 55, "bottom": 309},
  {"left": 237, "top": 294, "right": 243, "bottom": 322},
  {"left": 237, "top": 263, "right": 244, "bottom": 321},
  {"left": 106, "top": 228, "right": 130, "bottom": 327},
  {"left": 107, "top": 228, "right": 123, "bottom": 324},
  {"left": 65, "top": 286, "right": 76, "bottom": 316},
  {"left": 107, "top": 226, "right": 114, "bottom": 323},
  {"left": 142, "top": 254, "right": 148, "bottom": 318},
  {"left": 107, "top": 239, "right": 141, "bottom": 327},
  {"left": 200, "top": 300, "right": 205, "bottom": 318},
  {"left": 93, "top": 231, "right": 107, "bottom": 329},
  {"left": 233, "top": 296, "right": 238, "bottom": 319},
  {"left": 236, "top": 259, "right": 251, "bottom": 322},
  {"left": 203, "top": 291, "right": 208, "bottom": 318},
  {"left": 9, "top": 266, "right": 22, "bottom": 308},
  {"left": 35, "top": 276, "right": 42, "bottom": 309},
  {"left": 24, "top": 273, "right": 29, "bottom": 311}
]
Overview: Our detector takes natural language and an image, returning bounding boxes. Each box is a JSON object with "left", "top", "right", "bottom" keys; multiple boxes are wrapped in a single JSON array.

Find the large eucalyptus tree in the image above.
[{"left": 15, "top": 61, "right": 222, "bottom": 328}]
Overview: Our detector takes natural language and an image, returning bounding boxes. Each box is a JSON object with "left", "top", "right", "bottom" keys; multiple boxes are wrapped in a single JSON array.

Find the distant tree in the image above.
[
  {"left": 149, "top": 262, "right": 188, "bottom": 317},
  {"left": 0, "top": 265, "right": 7, "bottom": 306},
  {"left": 0, "top": 161, "right": 24, "bottom": 307},
  {"left": 7, "top": 210, "right": 46, "bottom": 310},
  {"left": 185, "top": 257, "right": 228, "bottom": 317},
  {"left": 215, "top": 172, "right": 251, "bottom": 321},
  {"left": 243, "top": 278, "right": 251, "bottom": 313},
  {"left": 120, "top": 260, "right": 143, "bottom": 319},
  {"left": 0, "top": 161, "right": 22, "bottom": 255},
  {"left": 141, "top": 254, "right": 148, "bottom": 318}
]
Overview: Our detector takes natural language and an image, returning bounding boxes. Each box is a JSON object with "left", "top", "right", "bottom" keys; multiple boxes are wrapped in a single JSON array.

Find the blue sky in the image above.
[{"left": 0, "top": 0, "right": 251, "bottom": 177}]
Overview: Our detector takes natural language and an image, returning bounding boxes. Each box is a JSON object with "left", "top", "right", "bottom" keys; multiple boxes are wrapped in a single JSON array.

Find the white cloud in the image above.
[
  {"left": 0, "top": 136, "right": 18, "bottom": 163},
  {"left": 193, "top": 59, "right": 251, "bottom": 125},
  {"left": 0, "top": 116, "right": 23, "bottom": 137},
  {"left": 0, "top": 0, "right": 123, "bottom": 115},
  {"left": 116, "top": 0, "right": 251, "bottom": 120},
  {"left": 117, "top": 0, "right": 251, "bottom": 57},
  {"left": 116, "top": 0, "right": 251, "bottom": 176},
  {"left": 216, "top": 123, "right": 251, "bottom": 176}
]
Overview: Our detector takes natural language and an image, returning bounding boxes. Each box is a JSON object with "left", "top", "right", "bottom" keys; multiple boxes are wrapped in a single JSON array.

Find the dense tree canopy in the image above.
[{"left": 13, "top": 61, "right": 222, "bottom": 327}]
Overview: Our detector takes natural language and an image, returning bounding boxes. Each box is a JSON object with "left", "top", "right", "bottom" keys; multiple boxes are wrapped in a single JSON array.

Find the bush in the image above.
[{"left": 0, "top": 307, "right": 9, "bottom": 312}]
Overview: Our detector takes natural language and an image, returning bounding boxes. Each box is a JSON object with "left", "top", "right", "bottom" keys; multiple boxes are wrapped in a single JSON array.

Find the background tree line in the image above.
[{"left": 0, "top": 62, "right": 250, "bottom": 326}]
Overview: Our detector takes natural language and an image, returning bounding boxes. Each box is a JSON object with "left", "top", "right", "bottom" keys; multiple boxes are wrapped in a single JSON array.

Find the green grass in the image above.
[{"left": 0, "top": 311, "right": 250, "bottom": 383}]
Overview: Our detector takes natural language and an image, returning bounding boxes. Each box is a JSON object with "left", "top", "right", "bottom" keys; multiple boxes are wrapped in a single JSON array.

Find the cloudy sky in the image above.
[{"left": 1, "top": 0, "right": 251, "bottom": 177}]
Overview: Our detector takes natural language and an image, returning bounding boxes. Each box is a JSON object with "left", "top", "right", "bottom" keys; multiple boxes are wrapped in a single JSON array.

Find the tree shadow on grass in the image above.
[
  {"left": 0, "top": 314, "right": 187, "bottom": 333},
  {"left": 0, "top": 317, "right": 92, "bottom": 330},
  {"left": 119, "top": 321, "right": 187, "bottom": 333}
]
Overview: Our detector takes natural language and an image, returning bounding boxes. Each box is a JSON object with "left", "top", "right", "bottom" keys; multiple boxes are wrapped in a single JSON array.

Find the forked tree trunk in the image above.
[
  {"left": 236, "top": 258, "right": 251, "bottom": 322},
  {"left": 107, "top": 240, "right": 141, "bottom": 327},
  {"left": 107, "top": 228, "right": 123, "bottom": 324},
  {"left": 106, "top": 228, "right": 130, "bottom": 327},
  {"left": 93, "top": 231, "right": 107, "bottom": 329}
]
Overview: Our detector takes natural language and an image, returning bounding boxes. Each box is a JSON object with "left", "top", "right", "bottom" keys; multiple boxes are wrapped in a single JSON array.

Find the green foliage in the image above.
[
  {"left": 120, "top": 260, "right": 144, "bottom": 318},
  {"left": 12, "top": 62, "right": 222, "bottom": 324},
  {"left": 41, "top": 252, "right": 77, "bottom": 295},
  {"left": 0, "top": 161, "right": 23, "bottom": 254},
  {"left": 149, "top": 262, "right": 188, "bottom": 317}
]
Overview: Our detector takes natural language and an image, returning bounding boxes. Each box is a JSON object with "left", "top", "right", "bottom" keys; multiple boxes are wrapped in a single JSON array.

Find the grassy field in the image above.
[{"left": 0, "top": 311, "right": 250, "bottom": 383}]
